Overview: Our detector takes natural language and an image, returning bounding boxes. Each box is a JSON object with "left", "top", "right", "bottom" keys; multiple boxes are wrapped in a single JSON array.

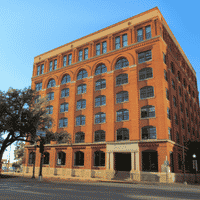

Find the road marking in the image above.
[{"left": 126, "top": 194, "right": 191, "bottom": 200}]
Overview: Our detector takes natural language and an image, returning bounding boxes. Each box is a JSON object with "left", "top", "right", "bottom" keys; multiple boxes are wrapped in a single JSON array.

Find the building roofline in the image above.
[{"left": 34, "top": 7, "right": 159, "bottom": 59}]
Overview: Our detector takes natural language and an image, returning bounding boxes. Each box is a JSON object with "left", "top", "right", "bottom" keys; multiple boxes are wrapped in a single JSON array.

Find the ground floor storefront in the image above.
[{"left": 23, "top": 140, "right": 193, "bottom": 183}]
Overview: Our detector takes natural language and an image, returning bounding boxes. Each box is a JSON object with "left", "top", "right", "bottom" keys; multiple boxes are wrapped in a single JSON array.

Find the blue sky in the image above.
[{"left": 1, "top": 0, "right": 200, "bottom": 163}]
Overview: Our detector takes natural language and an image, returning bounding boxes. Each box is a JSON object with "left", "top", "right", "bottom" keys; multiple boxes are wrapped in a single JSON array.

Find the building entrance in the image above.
[{"left": 114, "top": 152, "right": 131, "bottom": 171}]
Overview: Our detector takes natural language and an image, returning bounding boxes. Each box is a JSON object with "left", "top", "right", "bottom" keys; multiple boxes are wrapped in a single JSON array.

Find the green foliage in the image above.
[{"left": 0, "top": 87, "right": 71, "bottom": 164}]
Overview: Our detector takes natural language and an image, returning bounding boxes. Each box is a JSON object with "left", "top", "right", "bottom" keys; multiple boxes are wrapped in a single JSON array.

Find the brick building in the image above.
[{"left": 23, "top": 7, "right": 200, "bottom": 182}]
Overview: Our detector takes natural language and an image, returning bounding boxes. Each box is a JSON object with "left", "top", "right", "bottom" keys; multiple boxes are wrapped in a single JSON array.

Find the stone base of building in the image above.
[{"left": 22, "top": 165, "right": 200, "bottom": 184}]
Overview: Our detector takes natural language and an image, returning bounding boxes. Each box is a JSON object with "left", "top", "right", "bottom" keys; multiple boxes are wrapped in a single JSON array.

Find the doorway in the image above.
[{"left": 114, "top": 152, "right": 131, "bottom": 171}]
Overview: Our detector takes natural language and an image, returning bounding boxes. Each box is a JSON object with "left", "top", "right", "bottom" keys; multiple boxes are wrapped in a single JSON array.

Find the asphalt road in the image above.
[{"left": 0, "top": 177, "right": 200, "bottom": 200}]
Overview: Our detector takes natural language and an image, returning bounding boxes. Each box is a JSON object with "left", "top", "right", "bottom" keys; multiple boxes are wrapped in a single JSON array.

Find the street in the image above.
[{"left": 0, "top": 177, "right": 200, "bottom": 199}]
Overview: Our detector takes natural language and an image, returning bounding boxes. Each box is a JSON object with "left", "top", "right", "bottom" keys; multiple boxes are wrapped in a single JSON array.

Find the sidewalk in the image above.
[{"left": 1, "top": 172, "right": 200, "bottom": 189}]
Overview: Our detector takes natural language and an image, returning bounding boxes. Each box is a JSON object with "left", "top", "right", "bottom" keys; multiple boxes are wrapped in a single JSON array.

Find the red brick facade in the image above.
[{"left": 24, "top": 7, "right": 199, "bottom": 182}]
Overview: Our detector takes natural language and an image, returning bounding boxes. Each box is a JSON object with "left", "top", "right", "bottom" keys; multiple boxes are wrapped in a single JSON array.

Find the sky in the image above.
[{"left": 1, "top": 0, "right": 200, "bottom": 163}]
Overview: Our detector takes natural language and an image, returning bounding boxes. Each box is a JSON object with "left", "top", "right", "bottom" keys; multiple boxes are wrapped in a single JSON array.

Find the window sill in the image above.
[
  {"left": 115, "top": 83, "right": 129, "bottom": 87},
  {"left": 139, "top": 77, "right": 154, "bottom": 81},
  {"left": 138, "top": 59, "right": 152, "bottom": 65},
  {"left": 76, "top": 92, "right": 87, "bottom": 95},
  {"left": 140, "top": 96, "right": 155, "bottom": 100},
  {"left": 76, "top": 108, "right": 86, "bottom": 111},
  {"left": 95, "top": 88, "right": 106, "bottom": 91},
  {"left": 75, "top": 125, "right": 86, "bottom": 127},
  {"left": 59, "top": 126, "right": 68, "bottom": 128},
  {"left": 95, "top": 105, "right": 106, "bottom": 108},
  {"left": 94, "top": 122, "right": 106, "bottom": 125},
  {"left": 116, "top": 100, "right": 129, "bottom": 104},
  {"left": 60, "top": 96, "right": 69, "bottom": 99},
  {"left": 140, "top": 116, "right": 156, "bottom": 120},
  {"left": 116, "top": 120, "right": 129, "bottom": 122}
]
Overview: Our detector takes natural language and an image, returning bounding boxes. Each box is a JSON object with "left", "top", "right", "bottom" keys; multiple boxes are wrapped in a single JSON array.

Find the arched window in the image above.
[
  {"left": 61, "top": 74, "right": 71, "bottom": 84},
  {"left": 115, "top": 58, "right": 129, "bottom": 70},
  {"left": 75, "top": 132, "right": 85, "bottom": 143},
  {"left": 77, "top": 69, "right": 88, "bottom": 80},
  {"left": 61, "top": 88, "right": 69, "bottom": 98},
  {"left": 116, "top": 91, "right": 128, "bottom": 103},
  {"left": 47, "top": 79, "right": 56, "bottom": 88},
  {"left": 142, "top": 126, "right": 156, "bottom": 139},
  {"left": 76, "top": 115, "right": 85, "bottom": 126},
  {"left": 57, "top": 151, "right": 66, "bottom": 165},
  {"left": 77, "top": 84, "right": 86, "bottom": 94},
  {"left": 140, "top": 86, "right": 154, "bottom": 99},
  {"left": 43, "top": 152, "right": 50, "bottom": 164},
  {"left": 59, "top": 118, "right": 68, "bottom": 128},
  {"left": 141, "top": 105, "right": 155, "bottom": 118},
  {"left": 60, "top": 103, "right": 68, "bottom": 113},
  {"left": 46, "top": 106, "right": 53, "bottom": 114},
  {"left": 95, "top": 95, "right": 106, "bottom": 107},
  {"left": 95, "top": 79, "right": 106, "bottom": 90},
  {"left": 116, "top": 74, "right": 128, "bottom": 86},
  {"left": 94, "top": 130, "right": 105, "bottom": 142},
  {"left": 95, "top": 112, "right": 106, "bottom": 124},
  {"left": 47, "top": 92, "right": 54, "bottom": 101},
  {"left": 117, "top": 109, "right": 129, "bottom": 121},
  {"left": 74, "top": 151, "right": 84, "bottom": 166},
  {"left": 95, "top": 64, "right": 107, "bottom": 75},
  {"left": 77, "top": 99, "right": 86, "bottom": 110},
  {"left": 94, "top": 151, "right": 105, "bottom": 166},
  {"left": 139, "top": 68, "right": 153, "bottom": 80},
  {"left": 28, "top": 152, "right": 35, "bottom": 164},
  {"left": 117, "top": 128, "right": 129, "bottom": 141}
]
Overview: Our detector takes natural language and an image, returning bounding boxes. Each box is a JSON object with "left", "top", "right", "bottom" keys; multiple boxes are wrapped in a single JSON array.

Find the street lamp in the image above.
[
  {"left": 193, "top": 154, "right": 198, "bottom": 184},
  {"left": 31, "top": 143, "right": 37, "bottom": 179},
  {"left": 36, "top": 130, "right": 46, "bottom": 181}
]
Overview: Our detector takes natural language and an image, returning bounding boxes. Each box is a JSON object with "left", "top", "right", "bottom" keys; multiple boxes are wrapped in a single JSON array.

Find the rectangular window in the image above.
[
  {"left": 122, "top": 34, "right": 127, "bottom": 47},
  {"left": 96, "top": 43, "right": 100, "bottom": 55},
  {"left": 102, "top": 41, "right": 107, "bottom": 53},
  {"left": 36, "top": 83, "right": 42, "bottom": 91},
  {"left": 168, "top": 128, "right": 172, "bottom": 140},
  {"left": 37, "top": 66, "right": 40, "bottom": 75},
  {"left": 137, "top": 28, "right": 143, "bottom": 42},
  {"left": 41, "top": 64, "right": 44, "bottom": 74},
  {"left": 49, "top": 61, "right": 53, "bottom": 71},
  {"left": 163, "top": 53, "right": 166, "bottom": 64},
  {"left": 172, "top": 79, "right": 175, "bottom": 90},
  {"left": 138, "top": 50, "right": 152, "bottom": 63},
  {"left": 78, "top": 50, "right": 83, "bottom": 61},
  {"left": 115, "top": 36, "right": 120, "bottom": 49},
  {"left": 164, "top": 70, "right": 168, "bottom": 81},
  {"left": 173, "top": 96, "right": 176, "bottom": 107},
  {"left": 68, "top": 54, "right": 72, "bottom": 65},
  {"left": 84, "top": 48, "right": 88, "bottom": 59},
  {"left": 145, "top": 26, "right": 151, "bottom": 39},
  {"left": 63, "top": 56, "right": 67, "bottom": 66},
  {"left": 167, "top": 107, "right": 171, "bottom": 120},
  {"left": 54, "top": 59, "right": 57, "bottom": 70},
  {"left": 166, "top": 88, "right": 169, "bottom": 100}
]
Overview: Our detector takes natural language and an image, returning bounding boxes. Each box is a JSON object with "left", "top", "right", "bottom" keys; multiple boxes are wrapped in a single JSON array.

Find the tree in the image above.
[
  {"left": 14, "top": 141, "right": 25, "bottom": 168},
  {"left": 0, "top": 87, "right": 71, "bottom": 172}
]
